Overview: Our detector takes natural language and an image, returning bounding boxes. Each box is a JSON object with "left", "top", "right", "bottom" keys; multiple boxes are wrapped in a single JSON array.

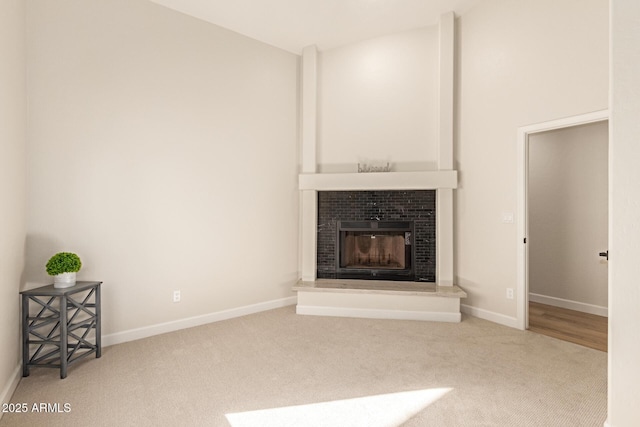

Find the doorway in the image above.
[{"left": 516, "top": 111, "right": 609, "bottom": 351}]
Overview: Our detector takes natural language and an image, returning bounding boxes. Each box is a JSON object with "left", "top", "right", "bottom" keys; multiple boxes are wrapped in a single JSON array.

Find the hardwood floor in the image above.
[{"left": 528, "top": 302, "right": 608, "bottom": 352}]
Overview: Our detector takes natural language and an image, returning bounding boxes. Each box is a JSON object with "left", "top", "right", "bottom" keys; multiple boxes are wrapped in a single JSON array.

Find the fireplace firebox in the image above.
[{"left": 336, "top": 221, "right": 415, "bottom": 280}]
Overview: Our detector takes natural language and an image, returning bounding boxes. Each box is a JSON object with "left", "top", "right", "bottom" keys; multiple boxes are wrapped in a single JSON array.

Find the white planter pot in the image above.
[{"left": 53, "top": 272, "right": 76, "bottom": 288}]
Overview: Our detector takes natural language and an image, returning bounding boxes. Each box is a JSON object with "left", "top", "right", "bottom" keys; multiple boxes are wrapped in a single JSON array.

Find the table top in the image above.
[{"left": 20, "top": 281, "right": 102, "bottom": 296}]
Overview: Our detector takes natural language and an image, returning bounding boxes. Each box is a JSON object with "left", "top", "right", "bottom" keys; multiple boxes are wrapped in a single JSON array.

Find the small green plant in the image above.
[{"left": 46, "top": 252, "right": 82, "bottom": 276}]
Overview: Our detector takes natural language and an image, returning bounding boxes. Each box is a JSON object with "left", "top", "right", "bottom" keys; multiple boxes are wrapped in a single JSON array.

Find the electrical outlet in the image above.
[
  {"left": 506, "top": 288, "right": 514, "bottom": 300},
  {"left": 173, "top": 290, "right": 181, "bottom": 303}
]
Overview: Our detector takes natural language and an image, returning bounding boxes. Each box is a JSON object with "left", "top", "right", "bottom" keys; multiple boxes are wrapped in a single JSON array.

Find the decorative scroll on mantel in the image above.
[{"left": 298, "top": 170, "right": 458, "bottom": 191}]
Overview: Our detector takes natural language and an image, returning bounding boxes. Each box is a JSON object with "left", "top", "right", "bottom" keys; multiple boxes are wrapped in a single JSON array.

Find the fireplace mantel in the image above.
[
  {"left": 298, "top": 14, "right": 457, "bottom": 288},
  {"left": 298, "top": 170, "right": 458, "bottom": 191}
]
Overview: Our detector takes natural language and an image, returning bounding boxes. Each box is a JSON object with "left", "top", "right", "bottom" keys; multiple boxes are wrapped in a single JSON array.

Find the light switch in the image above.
[{"left": 501, "top": 212, "right": 514, "bottom": 223}]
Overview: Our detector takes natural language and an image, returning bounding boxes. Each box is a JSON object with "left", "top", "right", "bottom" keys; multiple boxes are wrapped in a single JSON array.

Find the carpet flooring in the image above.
[{"left": 1, "top": 306, "right": 607, "bottom": 426}]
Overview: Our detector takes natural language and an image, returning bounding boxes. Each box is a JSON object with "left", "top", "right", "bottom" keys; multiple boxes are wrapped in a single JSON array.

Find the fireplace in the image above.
[
  {"left": 317, "top": 190, "right": 436, "bottom": 282},
  {"left": 336, "top": 221, "right": 414, "bottom": 280}
]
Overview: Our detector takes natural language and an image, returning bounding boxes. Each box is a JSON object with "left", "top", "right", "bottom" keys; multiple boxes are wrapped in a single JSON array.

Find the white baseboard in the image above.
[
  {"left": 103, "top": 296, "right": 297, "bottom": 347},
  {"left": 460, "top": 304, "right": 519, "bottom": 329},
  {"left": 529, "top": 293, "right": 608, "bottom": 317},
  {"left": 0, "top": 364, "right": 21, "bottom": 421},
  {"left": 296, "top": 305, "right": 461, "bottom": 322}
]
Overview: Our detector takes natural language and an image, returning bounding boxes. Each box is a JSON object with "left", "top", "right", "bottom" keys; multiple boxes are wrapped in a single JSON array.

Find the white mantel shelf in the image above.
[{"left": 298, "top": 170, "right": 458, "bottom": 191}]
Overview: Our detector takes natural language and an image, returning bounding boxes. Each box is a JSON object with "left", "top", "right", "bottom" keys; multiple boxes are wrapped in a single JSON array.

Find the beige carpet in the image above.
[{"left": 1, "top": 306, "right": 607, "bottom": 426}]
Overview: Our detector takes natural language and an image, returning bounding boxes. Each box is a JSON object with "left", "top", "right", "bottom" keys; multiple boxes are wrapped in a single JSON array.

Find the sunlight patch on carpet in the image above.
[{"left": 225, "top": 387, "right": 453, "bottom": 427}]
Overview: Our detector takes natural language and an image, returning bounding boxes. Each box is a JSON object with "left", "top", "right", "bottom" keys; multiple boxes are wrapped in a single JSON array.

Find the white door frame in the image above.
[{"left": 516, "top": 109, "right": 609, "bottom": 330}]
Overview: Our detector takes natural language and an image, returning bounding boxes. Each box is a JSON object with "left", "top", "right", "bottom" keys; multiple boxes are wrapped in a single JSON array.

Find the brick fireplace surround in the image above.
[{"left": 317, "top": 190, "right": 436, "bottom": 282}]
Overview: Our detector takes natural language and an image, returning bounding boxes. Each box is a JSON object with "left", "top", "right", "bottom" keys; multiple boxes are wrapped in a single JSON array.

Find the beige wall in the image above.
[
  {"left": 25, "top": 0, "right": 299, "bottom": 336},
  {"left": 455, "top": 0, "right": 608, "bottom": 317},
  {"left": 528, "top": 122, "right": 608, "bottom": 311},
  {"left": 609, "top": 0, "right": 640, "bottom": 425},
  {"left": 5, "top": 0, "right": 638, "bottom": 421},
  {"left": 0, "top": 0, "right": 26, "bottom": 411},
  {"left": 317, "top": 26, "right": 439, "bottom": 173}
]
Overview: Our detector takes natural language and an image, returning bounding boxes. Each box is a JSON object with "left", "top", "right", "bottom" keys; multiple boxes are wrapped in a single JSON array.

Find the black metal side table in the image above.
[{"left": 21, "top": 281, "right": 102, "bottom": 379}]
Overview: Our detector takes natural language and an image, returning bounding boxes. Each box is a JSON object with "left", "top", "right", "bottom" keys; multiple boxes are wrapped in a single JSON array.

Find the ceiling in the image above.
[{"left": 149, "top": 0, "right": 482, "bottom": 54}]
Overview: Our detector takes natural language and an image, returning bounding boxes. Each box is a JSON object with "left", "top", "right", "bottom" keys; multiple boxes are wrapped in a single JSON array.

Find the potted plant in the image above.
[{"left": 46, "top": 252, "right": 82, "bottom": 288}]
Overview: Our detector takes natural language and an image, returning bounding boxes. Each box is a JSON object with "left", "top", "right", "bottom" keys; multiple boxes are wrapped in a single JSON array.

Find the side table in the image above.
[{"left": 21, "top": 281, "right": 102, "bottom": 379}]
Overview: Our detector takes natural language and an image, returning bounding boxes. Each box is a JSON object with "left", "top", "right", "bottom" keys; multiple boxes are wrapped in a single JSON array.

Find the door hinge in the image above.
[{"left": 524, "top": 237, "right": 527, "bottom": 244}]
